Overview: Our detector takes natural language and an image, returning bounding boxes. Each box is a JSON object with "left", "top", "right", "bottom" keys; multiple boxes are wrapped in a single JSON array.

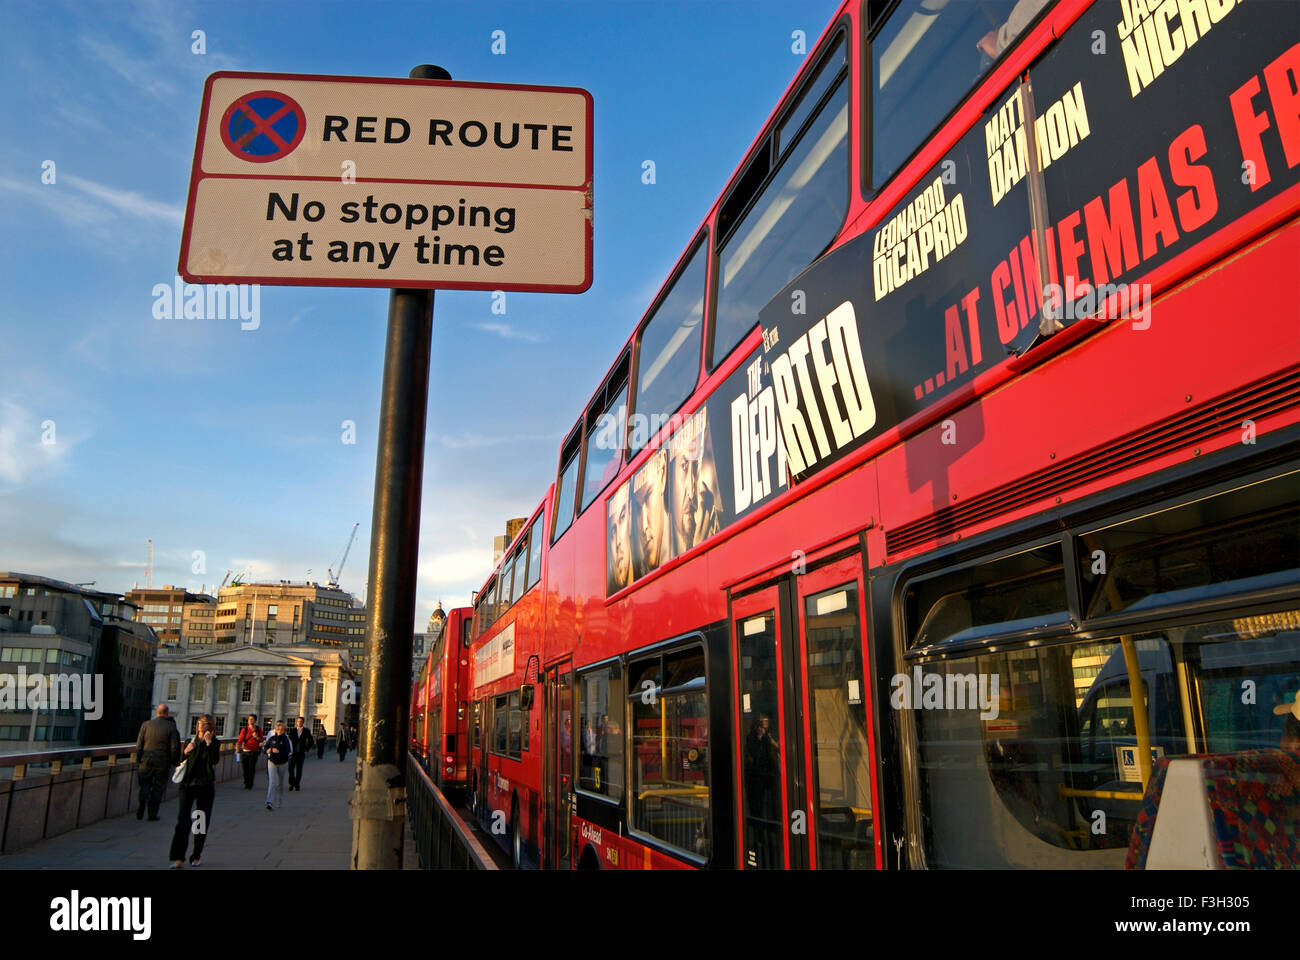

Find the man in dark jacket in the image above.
[
  {"left": 287, "top": 717, "right": 314, "bottom": 791},
  {"left": 135, "top": 704, "right": 180, "bottom": 821}
]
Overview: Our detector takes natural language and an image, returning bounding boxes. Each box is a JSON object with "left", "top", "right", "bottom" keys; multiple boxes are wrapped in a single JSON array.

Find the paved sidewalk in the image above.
[{"left": 0, "top": 753, "right": 417, "bottom": 870}]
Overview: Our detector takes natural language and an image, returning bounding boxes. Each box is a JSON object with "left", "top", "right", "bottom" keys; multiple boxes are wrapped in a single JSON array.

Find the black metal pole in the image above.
[{"left": 351, "top": 63, "right": 451, "bottom": 871}]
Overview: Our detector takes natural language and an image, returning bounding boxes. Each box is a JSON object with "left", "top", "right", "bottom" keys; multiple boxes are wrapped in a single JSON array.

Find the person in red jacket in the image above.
[{"left": 236, "top": 715, "right": 263, "bottom": 790}]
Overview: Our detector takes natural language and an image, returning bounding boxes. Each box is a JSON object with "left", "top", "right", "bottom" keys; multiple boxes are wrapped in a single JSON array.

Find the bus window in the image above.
[
  {"left": 509, "top": 541, "right": 527, "bottom": 602},
  {"left": 526, "top": 513, "right": 544, "bottom": 590},
  {"left": 482, "top": 576, "right": 497, "bottom": 630},
  {"left": 906, "top": 543, "right": 1070, "bottom": 651},
  {"left": 907, "top": 471, "right": 1300, "bottom": 868},
  {"left": 1077, "top": 473, "right": 1300, "bottom": 619},
  {"left": 576, "top": 662, "right": 624, "bottom": 801},
  {"left": 630, "top": 234, "right": 707, "bottom": 451},
  {"left": 500, "top": 552, "right": 517, "bottom": 611},
  {"left": 629, "top": 645, "right": 710, "bottom": 859},
  {"left": 553, "top": 425, "right": 582, "bottom": 543},
  {"left": 870, "top": 0, "right": 1029, "bottom": 188},
  {"left": 712, "top": 47, "right": 849, "bottom": 368},
  {"left": 581, "top": 357, "right": 629, "bottom": 512},
  {"left": 776, "top": 34, "right": 845, "bottom": 158},
  {"left": 494, "top": 695, "right": 509, "bottom": 754},
  {"left": 509, "top": 691, "right": 524, "bottom": 756}
]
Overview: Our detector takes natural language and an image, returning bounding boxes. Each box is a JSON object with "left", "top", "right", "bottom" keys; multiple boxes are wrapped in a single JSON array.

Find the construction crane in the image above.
[
  {"left": 227, "top": 564, "right": 251, "bottom": 587},
  {"left": 328, "top": 523, "right": 360, "bottom": 588}
]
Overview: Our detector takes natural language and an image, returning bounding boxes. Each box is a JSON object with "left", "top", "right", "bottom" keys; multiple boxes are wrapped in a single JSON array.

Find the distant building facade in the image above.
[
  {"left": 151, "top": 642, "right": 355, "bottom": 740},
  {"left": 0, "top": 572, "right": 158, "bottom": 754},
  {"left": 126, "top": 585, "right": 214, "bottom": 647}
]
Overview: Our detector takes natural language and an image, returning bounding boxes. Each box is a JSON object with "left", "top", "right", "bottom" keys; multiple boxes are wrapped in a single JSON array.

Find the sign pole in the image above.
[{"left": 351, "top": 63, "right": 451, "bottom": 871}]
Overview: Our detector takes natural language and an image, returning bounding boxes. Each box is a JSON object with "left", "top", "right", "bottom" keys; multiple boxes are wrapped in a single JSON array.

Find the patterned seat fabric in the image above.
[{"left": 1127, "top": 749, "right": 1300, "bottom": 869}]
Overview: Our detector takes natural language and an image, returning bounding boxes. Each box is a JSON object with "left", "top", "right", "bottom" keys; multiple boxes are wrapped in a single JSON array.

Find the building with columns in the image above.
[{"left": 151, "top": 642, "right": 355, "bottom": 739}]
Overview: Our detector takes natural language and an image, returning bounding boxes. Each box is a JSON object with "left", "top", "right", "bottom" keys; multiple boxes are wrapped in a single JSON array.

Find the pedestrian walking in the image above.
[
  {"left": 169, "top": 714, "right": 220, "bottom": 868},
  {"left": 264, "top": 720, "right": 292, "bottom": 810},
  {"left": 336, "top": 726, "right": 348, "bottom": 762},
  {"left": 316, "top": 727, "right": 327, "bottom": 760},
  {"left": 135, "top": 703, "right": 180, "bottom": 821},
  {"left": 236, "top": 715, "right": 263, "bottom": 790},
  {"left": 287, "top": 717, "right": 314, "bottom": 791}
]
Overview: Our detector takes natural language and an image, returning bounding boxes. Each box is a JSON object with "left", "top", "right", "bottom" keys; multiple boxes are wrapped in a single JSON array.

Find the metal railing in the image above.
[{"left": 405, "top": 753, "right": 498, "bottom": 870}]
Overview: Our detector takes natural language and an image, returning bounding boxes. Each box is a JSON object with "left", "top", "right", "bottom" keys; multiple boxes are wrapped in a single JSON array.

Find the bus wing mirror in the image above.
[{"left": 520, "top": 683, "right": 535, "bottom": 710}]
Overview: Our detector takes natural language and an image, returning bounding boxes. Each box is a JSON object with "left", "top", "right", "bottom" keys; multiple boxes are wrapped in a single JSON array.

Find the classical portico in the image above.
[{"left": 151, "top": 643, "right": 355, "bottom": 739}]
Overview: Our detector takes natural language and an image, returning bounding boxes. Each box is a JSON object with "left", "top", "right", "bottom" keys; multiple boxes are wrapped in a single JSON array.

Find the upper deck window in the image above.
[
  {"left": 552, "top": 425, "right": 582, "bottom": 544},
  {"left": 525, "top": 513, "right": 544, "bottom": 590},
  {"left": 631, "top": 235, "right": 708, "bottom": 451},
  {"left": 580, "top": 354, "right": 629, "bottom": 512},
  {"left": 870, "top": 0, "right": 1036, "bottom": 188},
  {"left": 712, "top": 36, "right": 849, "bottom": 368}
]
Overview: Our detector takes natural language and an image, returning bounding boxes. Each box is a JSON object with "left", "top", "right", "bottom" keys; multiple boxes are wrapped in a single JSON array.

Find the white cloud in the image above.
[
  {"left": 63, "top": 174, "right": 184, "bottom": 224},
  {"left": 0, "top": 399, "right": 77, "bottom": 488},
  {"left": 433, "top": 431, "right": 560, "bottom": 450},
  {"left": 471, "top": 321, "right": 543, "bottom": 343}
]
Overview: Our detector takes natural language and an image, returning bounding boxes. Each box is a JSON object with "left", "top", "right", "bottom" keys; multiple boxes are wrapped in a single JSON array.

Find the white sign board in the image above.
[
  {"left": 180, "top": 72, "right": 592, "bottom": 291},
  {"left": 473, "top": 622, "right": 516, "bottom": 688}
]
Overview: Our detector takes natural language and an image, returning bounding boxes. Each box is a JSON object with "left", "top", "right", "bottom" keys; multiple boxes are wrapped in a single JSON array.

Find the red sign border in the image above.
[{"left": 179, "top": 70, "right": 594, "bottom": 293}]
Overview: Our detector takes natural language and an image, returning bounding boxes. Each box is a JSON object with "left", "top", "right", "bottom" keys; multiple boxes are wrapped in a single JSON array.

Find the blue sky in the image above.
[{"left": 0, "top": 0, "right": 841, "bottom": 622}]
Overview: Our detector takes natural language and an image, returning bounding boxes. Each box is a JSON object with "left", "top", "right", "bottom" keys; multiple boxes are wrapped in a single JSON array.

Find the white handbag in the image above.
[{"left": 171, "top": 737, "right": 198, "bottom": 783}]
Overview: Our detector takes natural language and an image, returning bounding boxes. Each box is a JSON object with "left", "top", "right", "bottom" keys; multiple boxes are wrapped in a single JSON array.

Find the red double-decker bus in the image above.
[
  {"left": 411, "top": 606, "right": 473, "bottom": 795},
  {"left": 463, "top": 0, "right": 1300, "bottom": 870}
]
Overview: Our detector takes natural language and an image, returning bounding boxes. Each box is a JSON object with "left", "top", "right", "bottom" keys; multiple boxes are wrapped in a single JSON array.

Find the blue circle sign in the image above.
[{"left": 220, "top": 90, "right": 306, "bottom": 163}]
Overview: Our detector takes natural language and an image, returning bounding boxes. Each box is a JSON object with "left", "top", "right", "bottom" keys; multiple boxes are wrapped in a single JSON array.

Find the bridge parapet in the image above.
[{"left": 0, "top": 742, "right": 241, "bottom": 854}]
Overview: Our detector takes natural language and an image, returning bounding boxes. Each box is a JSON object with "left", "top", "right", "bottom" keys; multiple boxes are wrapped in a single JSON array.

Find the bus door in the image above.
[
  {"left": 477, "top": 698, "right": 490, "bottom": 819},
  {"left": 732, "top": 585, "right": 807, "bottom": 869},
  {"left": 795, "top": 554, "right": 881, "bottom": 869},
  {"left": 543, "top": 660, "right": 573, "bottom": 870}
]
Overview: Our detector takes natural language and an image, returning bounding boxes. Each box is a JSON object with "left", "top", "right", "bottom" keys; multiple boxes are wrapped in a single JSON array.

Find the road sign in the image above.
[{"left": 180, "top": 71, "right": 592, "bottom": 291}]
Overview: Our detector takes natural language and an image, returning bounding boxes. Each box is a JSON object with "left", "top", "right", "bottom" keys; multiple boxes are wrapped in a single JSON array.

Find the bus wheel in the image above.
[
  {"left": 511, "top": 796, "right": 523, "bottom": 869},
  {"left": 578, "top": 845, "right": 600, "bottom": 870}
]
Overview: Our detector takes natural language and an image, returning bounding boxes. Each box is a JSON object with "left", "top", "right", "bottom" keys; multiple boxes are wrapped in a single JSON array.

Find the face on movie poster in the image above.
[
  {"left": 670, "top": 407, "right": 724, "bottom": 555},
  {"left": 606, "top": 480, "right": 633, "bottom": 594},
  {"left": 632, "top": 446, "right": 671, "bottom": 580}
]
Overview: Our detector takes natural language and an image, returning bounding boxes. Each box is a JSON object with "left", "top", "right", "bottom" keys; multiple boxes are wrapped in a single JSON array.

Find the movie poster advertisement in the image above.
[
  {"left": 608, "top": 347, "right": 801, "bottom": 594},
  {"left": 754, "top": 0, "right": 1298, "bottom": 485},
  {"left": 608, "top": 0, "right": 1299, "bottom": 592}
]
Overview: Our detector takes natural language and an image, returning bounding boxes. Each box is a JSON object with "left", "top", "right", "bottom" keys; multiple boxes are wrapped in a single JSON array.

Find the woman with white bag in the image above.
[{"left": 168, "top": 714, "right": 221, "bottom": 868}]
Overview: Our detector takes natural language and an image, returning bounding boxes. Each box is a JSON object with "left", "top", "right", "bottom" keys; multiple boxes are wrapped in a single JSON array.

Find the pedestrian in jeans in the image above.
[
  {"left": 236, "top": 715, "right": 263, "bottom": 790},
  {"left": 170, "top": 714, "right": 220, "bottom": 868},
  {"left": 337, "top": 726, "right": 348, "bottom": 762},
  {"left": 264, "top": 720, "right": 292, "bottom": 810},
  {"left": 135, "top": 703, "right": 180, "bottom": 821}
]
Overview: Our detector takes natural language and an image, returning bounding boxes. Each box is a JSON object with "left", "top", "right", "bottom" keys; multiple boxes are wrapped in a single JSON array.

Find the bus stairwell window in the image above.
[
  {"left": 871, "top": 0, "right": 1029, "bottom": 188},
  {"left": 713, "top": 60, "right": 849, "bottom": 368},
  {"left": 631, "top": 236, "right": 708, "bottom": 451}
]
